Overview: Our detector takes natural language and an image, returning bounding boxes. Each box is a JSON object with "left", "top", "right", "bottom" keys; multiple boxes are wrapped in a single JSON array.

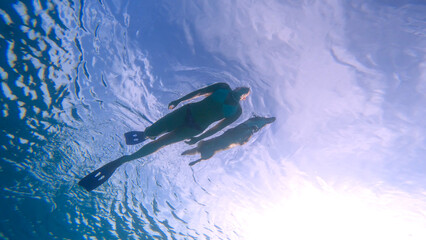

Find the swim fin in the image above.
[
  {"left": 124, "top": 131, "right": 147, "bottom": 145},
  {"left": 78, "top": 156, "right": 128, "bottom": 191}
]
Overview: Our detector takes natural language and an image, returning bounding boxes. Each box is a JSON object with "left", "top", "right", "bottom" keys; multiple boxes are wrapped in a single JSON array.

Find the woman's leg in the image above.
[
  {"left": 127, "top": 126, "right": 201, "bottom": 161},
  {"left": 144, "top": 106, "right": 187, "bottom": 138}
]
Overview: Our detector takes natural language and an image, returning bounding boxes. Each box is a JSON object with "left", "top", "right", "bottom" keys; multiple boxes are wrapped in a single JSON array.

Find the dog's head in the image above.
[{"left": 244, "top": 116, "right": 276, "bottom": 132}]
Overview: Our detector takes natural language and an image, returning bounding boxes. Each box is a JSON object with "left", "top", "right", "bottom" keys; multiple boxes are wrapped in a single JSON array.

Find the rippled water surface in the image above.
[{"left": 1, "top": 0, "right": 426, "bottom": 239}]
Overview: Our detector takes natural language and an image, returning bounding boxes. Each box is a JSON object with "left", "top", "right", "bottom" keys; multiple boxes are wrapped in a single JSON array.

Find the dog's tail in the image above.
[{"left": 182, "top": 147, "right": 198, "bottom": 156}]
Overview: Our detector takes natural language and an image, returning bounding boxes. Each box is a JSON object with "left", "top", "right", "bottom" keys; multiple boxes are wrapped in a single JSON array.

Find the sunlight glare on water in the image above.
[{"left": 234, "top": 172, "right": 426, "bottom": 239}]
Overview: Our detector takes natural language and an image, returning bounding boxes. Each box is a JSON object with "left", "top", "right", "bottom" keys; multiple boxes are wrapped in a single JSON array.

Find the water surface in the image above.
[{"left": 1, "top": 0, "right": 426, "bottom": 239}]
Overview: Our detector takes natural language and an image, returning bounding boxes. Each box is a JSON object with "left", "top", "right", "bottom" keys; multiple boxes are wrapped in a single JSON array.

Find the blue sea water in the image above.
[{"left": 1, "top": 0, "right": 426, "bottom": 239}]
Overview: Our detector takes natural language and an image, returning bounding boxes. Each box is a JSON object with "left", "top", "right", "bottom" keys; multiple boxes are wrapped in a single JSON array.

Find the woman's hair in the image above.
[{"left": 233, "top": 87, "right": 251, "bottom": 100}]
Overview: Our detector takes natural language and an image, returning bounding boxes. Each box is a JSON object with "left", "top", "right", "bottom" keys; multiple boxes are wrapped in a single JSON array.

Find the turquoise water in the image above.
[{"left": 1, "top": 0, "right": 426, "bottom": 239}]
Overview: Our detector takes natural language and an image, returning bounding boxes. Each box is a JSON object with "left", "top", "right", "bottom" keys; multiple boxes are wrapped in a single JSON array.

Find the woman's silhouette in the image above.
[{"left": 79, "top": 82, "right": 250, "bottom": 191}]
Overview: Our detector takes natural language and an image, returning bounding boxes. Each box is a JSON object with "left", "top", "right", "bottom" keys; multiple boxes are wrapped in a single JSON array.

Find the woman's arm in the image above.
[
  {"left": 186, "top": 106, "right": 242, "bottom": 144},
  {"left": 168, "top": 82, "right": 230, "bottom": 109}
]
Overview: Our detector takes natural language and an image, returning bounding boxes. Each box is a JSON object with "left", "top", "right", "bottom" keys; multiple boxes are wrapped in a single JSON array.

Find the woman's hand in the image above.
[
  {"left": 185, "top": 137, "right": 199, "bottom": 145},
  {"left": 168, "top": 100, "right": 179, "bottom": 110}
]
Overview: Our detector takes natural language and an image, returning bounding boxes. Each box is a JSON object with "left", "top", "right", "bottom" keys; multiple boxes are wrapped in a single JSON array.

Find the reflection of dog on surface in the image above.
[{"left": 182, "top": 116, "right": 276, "bottom": 166}]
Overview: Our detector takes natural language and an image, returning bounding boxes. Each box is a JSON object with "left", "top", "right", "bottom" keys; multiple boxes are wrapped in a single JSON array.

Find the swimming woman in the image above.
[{"left": 78, "top": 82, "right": 250, "bottom": 191}]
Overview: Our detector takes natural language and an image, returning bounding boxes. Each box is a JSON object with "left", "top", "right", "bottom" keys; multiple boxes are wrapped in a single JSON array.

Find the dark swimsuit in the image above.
[
  {"left": 184, "top": 88, "right": 238, "bottom": 131},
  {"left": 212, "top": 89, "right": 238, "bottom": 117},
  {"left": 185, "top": 107, "right": 202, "bottom": 130}
]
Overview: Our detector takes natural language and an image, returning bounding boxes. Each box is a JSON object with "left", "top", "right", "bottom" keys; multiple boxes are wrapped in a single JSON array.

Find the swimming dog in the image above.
[{"left": 182, "top": 116, "right": 276, "bottom": 166}]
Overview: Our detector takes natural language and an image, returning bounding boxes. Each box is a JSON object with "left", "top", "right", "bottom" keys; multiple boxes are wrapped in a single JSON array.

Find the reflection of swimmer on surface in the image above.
[
  {"left": 78, "top": 82, "right": 250, "bottom": 191},
  {"left": 182, "top": 116, "right": 276, "bottom": 166}
]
